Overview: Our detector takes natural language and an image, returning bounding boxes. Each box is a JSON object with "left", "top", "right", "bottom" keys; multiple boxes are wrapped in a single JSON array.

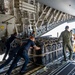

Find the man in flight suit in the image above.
[
  {"left": 5, "top": 36, "right": 40, "bottom": 75},
  {"left": 58, "top": 26, "right": 73, "bottom": 61},
  {"left": 70, "top": 30, "right": 74, "bottom": 46}
]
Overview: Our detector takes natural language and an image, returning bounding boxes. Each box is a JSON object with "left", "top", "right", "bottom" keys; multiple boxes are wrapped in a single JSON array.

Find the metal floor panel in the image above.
[
  {"left": 1, "top": 53, "right": 75, "bottom": 75},
  {"left": 48, "top": 61, "right": 75, "bottom": 75}
]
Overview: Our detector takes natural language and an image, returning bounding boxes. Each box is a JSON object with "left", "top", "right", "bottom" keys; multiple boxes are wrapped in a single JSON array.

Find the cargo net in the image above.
[
  {"left": 0, "top": 37, "right": 71, "bottom": 75},
  {"left": 29, "top": 37, "right": 63, "bottom": 65},
  {"left": 0, "top": 37, "right": 70, "bottom": 65}
]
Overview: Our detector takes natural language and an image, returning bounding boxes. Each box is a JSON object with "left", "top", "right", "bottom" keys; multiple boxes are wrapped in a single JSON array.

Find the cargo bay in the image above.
[{"left": 0, "top": 0, "right": 75, "bottom": 75}]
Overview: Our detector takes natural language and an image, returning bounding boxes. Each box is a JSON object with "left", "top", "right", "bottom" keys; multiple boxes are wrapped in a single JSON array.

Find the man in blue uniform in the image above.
[
  {"left": 5, "top": 36, "right": 40, "bottom": 75},
  {"left": 0, "top": 39, "right": 21, "bottom": 70},
  {"left": 3, "top": 32, "right": 17, "bottom": 60}
]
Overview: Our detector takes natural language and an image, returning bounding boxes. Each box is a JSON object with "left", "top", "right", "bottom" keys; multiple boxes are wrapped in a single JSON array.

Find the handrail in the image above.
[
  {"left": 19, "top": 1, "right": 35, "bottom": 8},
  {"left": 19, "top": 1, "right": 36, "bottom": 13}
]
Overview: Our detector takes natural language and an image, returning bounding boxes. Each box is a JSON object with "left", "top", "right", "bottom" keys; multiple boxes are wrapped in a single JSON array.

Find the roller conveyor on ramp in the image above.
[
  {"left": 49, "top": 61, "right": 75, "bottom": 75},
  {"left": 0, "top": 59, "right": 44, "bottom": 75},
  {"left": 30, "top": 61, "right": 75, "bottom": 75},
  {"left": 31, "top": 53, "right": 75, "bottom": 75},
  {"left": 0, "top": 53, "right": 75, "bottom": 75}
]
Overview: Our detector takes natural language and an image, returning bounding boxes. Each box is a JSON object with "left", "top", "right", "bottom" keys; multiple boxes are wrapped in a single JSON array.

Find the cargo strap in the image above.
[{"left": 29, "top": 48, "right": 62, "bottom": 57}]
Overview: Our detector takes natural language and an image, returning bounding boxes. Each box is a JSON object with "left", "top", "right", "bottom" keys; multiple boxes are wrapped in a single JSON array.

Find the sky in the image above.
[
  {"left": 0, "top": 21, "right": 75, "bottom": 61},
  {"left": 43, "top": 22, "right": 75, "bottom": 37}
]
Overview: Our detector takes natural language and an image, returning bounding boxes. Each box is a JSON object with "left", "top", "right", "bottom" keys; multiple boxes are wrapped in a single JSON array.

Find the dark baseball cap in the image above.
[{"left": 65, "top": 26, "right": 69, "bottom": 29}]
